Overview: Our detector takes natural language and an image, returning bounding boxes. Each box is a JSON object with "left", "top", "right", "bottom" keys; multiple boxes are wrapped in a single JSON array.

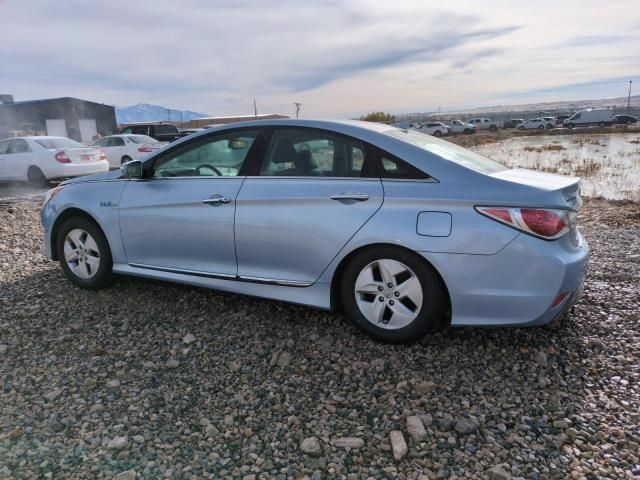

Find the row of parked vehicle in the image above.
[
  {"left": 0, "top": 122, "right": 192, "bottom": 184},
  {"left": 407, "top": 109, "right": 638, "bottom": 138}
]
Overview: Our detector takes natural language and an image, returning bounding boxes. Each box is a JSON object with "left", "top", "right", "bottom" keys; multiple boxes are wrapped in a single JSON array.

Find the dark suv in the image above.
[{"left": 118, "top": 123, "right": 184, "bottom": 143}]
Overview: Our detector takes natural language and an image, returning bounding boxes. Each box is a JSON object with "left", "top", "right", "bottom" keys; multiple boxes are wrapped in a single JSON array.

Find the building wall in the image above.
[
  {"left": 0, "top": 97, "right": 117, "bottom": 141},
  {"left": 182, "top": 114, "right": 289, "bottom": 129}
]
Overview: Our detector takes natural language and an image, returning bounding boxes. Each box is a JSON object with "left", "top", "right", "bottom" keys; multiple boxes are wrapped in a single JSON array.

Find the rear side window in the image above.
[
  {"left": 8, "top": 139, "right": 32, "bottom": 153},
  {"left": 0, "top": 139, "right": 10, "bottom": 154},
  {"left": 377, "top": 150, "right": 430, "bottom": 180},
  {"left": 109, "top": 137, "right": 125, "bottom": 147},
  {"left": 155, "top": 124, "right": 177, "bottom": 135}
]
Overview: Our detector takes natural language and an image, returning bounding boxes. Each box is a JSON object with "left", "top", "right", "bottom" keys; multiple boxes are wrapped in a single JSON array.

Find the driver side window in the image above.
[{"left": 152, "top": 130, "right": 259, "bottom": 178}]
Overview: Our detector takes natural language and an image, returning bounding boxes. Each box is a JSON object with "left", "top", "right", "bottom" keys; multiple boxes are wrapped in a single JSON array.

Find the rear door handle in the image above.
[
  {"left": 330, "top": 192, "right": 369, "bottom": 201},
  {"left": 202, "top": 194, "right": 231, "bottom": 205}
]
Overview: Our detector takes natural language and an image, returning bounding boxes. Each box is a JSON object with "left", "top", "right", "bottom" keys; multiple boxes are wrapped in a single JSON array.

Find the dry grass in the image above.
[{"left": 523, "top": 145, "right": 566, "bottom": 152}]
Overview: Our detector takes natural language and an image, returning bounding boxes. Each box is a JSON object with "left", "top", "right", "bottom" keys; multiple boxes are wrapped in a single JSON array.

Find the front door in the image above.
[
  {"left": 235, "top": 127, "right": 383, "bottom": 285},
  {"left": 5, "top": 139, "right": 32, "bottom": 180},
  {"left": 118, "top": 128, "right": 262, "bottom": 277}
]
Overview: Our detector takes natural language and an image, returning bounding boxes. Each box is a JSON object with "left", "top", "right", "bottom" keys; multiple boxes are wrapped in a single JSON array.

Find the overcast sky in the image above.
[{"left": 1, "top": 0, "right": 639, "bottom": 117}]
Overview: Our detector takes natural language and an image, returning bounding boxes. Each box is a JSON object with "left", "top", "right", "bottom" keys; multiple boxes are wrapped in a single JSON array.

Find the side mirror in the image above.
[{"left": 121, "top": 159, "right": 143, "bottom": 179}]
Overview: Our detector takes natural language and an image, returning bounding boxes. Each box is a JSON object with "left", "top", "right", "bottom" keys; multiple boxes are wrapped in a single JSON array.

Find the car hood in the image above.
[{"left": 61, "top": 169, "right": 124, "bottom": 185}]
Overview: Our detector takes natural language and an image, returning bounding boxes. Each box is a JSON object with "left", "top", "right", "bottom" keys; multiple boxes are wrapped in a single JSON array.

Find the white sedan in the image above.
[
  {"left": 0, "top": 136, "right": 108, "bottom": 185},
  {"left": 92, "top": 134, "right": 163, "bottom": 169},
  {"left": 518, "top": 118, "right": 553, "bottom": 130}
]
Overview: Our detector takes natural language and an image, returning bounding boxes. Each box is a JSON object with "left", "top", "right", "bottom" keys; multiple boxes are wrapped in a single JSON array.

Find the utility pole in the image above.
[
  {"left": 254, "top": 99, "right": 258, "bottom": 117},
  {"left": 167, "top": 108, "right": 171, "bottom": 122},
  {"left": 628, "top": 80, "right": 633, "bottom": 114},
  {"left": 294, "top": 102, "right": 302, "bottom": 119}
]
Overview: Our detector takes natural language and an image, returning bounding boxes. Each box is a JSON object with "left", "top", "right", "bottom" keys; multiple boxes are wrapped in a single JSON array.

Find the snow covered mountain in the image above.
[{"left": 115, "top": 103, "right": 209, "bottom": 124}]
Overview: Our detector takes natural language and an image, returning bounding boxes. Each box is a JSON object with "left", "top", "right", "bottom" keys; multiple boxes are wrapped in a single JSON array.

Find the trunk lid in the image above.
[
  {"left": 62, "top": 147, "right": 102, "bottom": 164},
  {"left": 491, "top": 168, "right": 582, "bottom": 210}
]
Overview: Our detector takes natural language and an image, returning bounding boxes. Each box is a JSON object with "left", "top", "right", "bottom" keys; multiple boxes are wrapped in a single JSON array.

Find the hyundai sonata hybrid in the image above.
[{"left": 41, "top": 120, "right": 588, "bottom": 343}]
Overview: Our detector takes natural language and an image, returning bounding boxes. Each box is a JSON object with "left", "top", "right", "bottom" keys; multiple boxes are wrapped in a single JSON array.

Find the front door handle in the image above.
[
  {"left": 330, "top": 192, "right": 369, "bottom": 201},
  {"left": 202, "top": 194, "right": 231, "bottom": 205}
]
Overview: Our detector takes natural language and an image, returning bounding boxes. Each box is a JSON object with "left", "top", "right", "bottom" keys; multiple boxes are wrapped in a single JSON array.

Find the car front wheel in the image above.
[
  {"left": 56, "top": 217, "right": 113, "bottom": 289},
  {"left": 341, "top": 247, "right": 446, "bottom": 343}
]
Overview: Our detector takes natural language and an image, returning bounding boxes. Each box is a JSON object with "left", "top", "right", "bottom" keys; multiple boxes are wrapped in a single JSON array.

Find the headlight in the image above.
[{"left": 42, "top": 186, "right": 64, "bottom": 207}]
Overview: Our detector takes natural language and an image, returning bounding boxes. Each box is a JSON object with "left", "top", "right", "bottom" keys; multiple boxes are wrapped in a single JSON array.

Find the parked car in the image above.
[
  {"left": 93, "top": 134, "right": 164, "bottom": 169},
  {"left": 0, "top": 136, "right": 108, "bottom": 185},
  {"left": 118, "top": 123, "right": 185, "bottom": 142},
  {"left": 449, "top": 120, "right": 476, "bottom": 134},
  {"left": 612, "top": 114, "right": 638, "bottom": 124},
  {"left": 563, "top": 109, "right": 613, "bottom": 129},
  {"left": 467, "top": 118, "right": 503, "bottom": 132},
  {"left": 416, "top": 122, "right": 449, "bottom": 137},
  {"left": 542, "top": 117, "right": 557, "bottom": 127},
  {"left": 518, "top": 118, "right": 552, "bottom": 130},
  {"left": 556, "top": 114, "right": 571, "bottom": 124},
  {"left": 503, "top": 119, "right": 525, "bottom": 129},
  {"left": 179, "top": 128, "right": 206, "bottom": 136},
  {"left": 41, "top": 119, "right": 588, "bottom": 343}
]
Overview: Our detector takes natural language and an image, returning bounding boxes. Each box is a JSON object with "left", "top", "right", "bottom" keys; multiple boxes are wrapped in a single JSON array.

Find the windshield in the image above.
[
  {"left": 383, "top": 129, "right": 507, "bottom": 174},
  {"left": 127, "top": 135, "right": 158, "bottom": 144},
  {"left": 35, "top": 138, "right": 84, "bottom": 149}
]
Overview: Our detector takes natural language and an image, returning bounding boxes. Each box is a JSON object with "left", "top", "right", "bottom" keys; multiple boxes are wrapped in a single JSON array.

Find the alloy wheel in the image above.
[
  {"left": 64, "top": 228, "right": 101, "bottom": 279},
  {"left": 354, "top": 259, "right": 423, "bottom": 330}
]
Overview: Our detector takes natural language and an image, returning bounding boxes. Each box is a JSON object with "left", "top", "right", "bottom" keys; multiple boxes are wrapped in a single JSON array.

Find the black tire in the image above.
[
  {"left": 463, "top": 128, "right": 472, "bottom": 134},
  {"left": 566, "top": 123, "right": 574, "bottom": 129},
  {"left": 598, "top": 122, "right": 605, "bottom": 128},
  {"left": 546, "top": 124, "right": 553, "bottom": 129},
  {"left": 27, "top": 166, "right": 48, "bottom": 187},
  {"left": 341, "top": 246, "right": 447, "bottom": 344},
  {"left": 518, "top": 126, "right": 525, "bottom": 131},
  {"left": 489, "top": 125, "right": 497, "bottom": 132},
  {"left": 434, "top": 130, "right": 443, "bottom": 137},
  {"left": 538, "top": 125, "right": 545, "bottom": 129},
  {"left": 56, "top": 216, "right": 113, "bottom": 289},
  {"left": 121, "top": 155, "right": 132, "bottom": 165}
]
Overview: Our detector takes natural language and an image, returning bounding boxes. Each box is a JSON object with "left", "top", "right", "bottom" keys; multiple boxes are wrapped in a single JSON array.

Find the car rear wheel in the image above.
[
  {"left": 27, "top": 166, "right": 48, "bottom": 187},
  {"left": 598, "top": 122, "right": 606, "bottom": 128},
  {"left": 518, "top": 126, "right": 525, "bottom": 130},
  {"left": 566, "top": 123, "right": 574, "bottom": 129},
  {"left": 121, "top": 155, "right": 132, "bottom": 165},
  {"left": 489, "top": 125, "right": 497, "bottom": 132},
  {"left": 56, "top": 217, "right": 113, "bottom": 289},
  {"left": 546, "top": 124, "right": 553, "bottom": 129},
  {"left": 434, "top": 130, "right": 443, "bottom": 137},
  {"left": 341, "top": 247, "right": 446, "bottom": 343},
  {"left": 538, "top": 125, "right": 545, "bottom": 129}
]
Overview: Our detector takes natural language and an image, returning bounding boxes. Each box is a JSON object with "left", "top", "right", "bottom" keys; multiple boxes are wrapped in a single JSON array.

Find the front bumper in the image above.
[{"left": 421, "top": 229, "right": 589, "bottom": 327}]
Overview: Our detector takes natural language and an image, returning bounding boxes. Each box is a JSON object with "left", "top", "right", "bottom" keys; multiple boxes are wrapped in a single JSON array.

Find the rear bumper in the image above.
[
  {"left": 42, "top": 161, "right": 109, "bottom": 180},
  {"left": 421, "top": 230, "right": 589, "bottom": 327}
]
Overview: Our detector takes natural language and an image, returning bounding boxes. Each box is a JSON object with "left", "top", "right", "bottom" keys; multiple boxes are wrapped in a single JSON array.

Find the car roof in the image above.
[{"left": 10, "top": 136, "right": 71, "bottom": 141}]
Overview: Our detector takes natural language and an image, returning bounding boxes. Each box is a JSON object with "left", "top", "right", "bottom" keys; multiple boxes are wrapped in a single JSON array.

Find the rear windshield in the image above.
[
  {"left": 127, "top": 135, "right": 157, "bottom": 144},
  {"left": 383, "top": 129, "right": 507, "bottom": 174},
  {"left": 35, "top": 138, "right": 84, "bottom": 149}
]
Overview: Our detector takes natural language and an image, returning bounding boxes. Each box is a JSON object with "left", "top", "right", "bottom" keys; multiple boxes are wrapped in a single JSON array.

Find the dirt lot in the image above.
[{"left": 0, "top": 195, "right": 639, "bottom": 479}]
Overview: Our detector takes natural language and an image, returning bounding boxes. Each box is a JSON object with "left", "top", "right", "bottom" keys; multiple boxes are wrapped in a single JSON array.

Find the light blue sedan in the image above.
[{"left": 40, "top": 120, "right": 588, "bottom": 343}]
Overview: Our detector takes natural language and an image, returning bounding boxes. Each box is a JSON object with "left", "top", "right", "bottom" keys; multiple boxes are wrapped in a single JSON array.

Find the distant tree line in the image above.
[{"left": 359, "top": 112, "right": 396, "bottom": 123}]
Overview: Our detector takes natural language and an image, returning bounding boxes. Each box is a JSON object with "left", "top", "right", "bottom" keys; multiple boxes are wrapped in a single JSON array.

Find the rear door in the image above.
[
  {"left": 5, "top": 139, "right": 32, "bottom": 180},
  {"left": 0, "top": 139, "right": 11, "bottom": 179},
  {"left": 234, "top": 127, "right": 383, "bottom": 285}
]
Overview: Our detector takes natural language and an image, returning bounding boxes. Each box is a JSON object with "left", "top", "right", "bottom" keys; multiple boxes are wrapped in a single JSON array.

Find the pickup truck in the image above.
[
  {"left": 449, "top": 119, "right": 476, "bottom": 134},
  {"left": 118, "top": 123, "right": 186, "bottom": 143},
  {"left": 466, "top": 118, "right": 503, "bottom": 132}
]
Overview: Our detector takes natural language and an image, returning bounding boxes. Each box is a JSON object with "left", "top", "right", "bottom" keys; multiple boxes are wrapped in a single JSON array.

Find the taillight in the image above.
[
  {"left": 476, "top": 207, "right": 575, "bottom": 240},
  {"left": 138, "top": 146, "right": 153, "bottom": 153},
  {"left": 99, "top": 149, "right": 107, "bottom": 161},
  {"left": 54, "top": 151, "right": 71, "bottom": 163}
]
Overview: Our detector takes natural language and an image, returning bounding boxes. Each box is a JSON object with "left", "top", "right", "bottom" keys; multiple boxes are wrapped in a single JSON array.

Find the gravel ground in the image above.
[{"left": 0, "top": 198, "right": 639, "bottom": 479}]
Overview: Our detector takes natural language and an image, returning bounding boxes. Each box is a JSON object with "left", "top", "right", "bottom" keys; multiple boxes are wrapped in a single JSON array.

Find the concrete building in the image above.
[{"left": 0, "top": 95, "right": 117, "bottom": 142}]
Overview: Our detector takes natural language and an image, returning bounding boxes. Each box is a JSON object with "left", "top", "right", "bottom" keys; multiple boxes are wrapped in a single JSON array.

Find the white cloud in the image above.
[{"left": 0, "top": 0, "right": 638, "bottom": 117}]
